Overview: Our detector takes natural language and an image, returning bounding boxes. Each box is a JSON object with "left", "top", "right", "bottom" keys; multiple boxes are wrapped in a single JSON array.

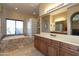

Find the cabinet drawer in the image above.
[
  {"left": 60, "top": 47, "right": 79, "bottom": 56},
  {"left": 40, "top": 37, "right": 51, "bottom": 44},
  {"left": 34, "top": 36, "right": 40, "bottom": 39},
  {"left": 61, "top": 42, "right": 79, "bottom": 52},
  {"left": 50, "top": 39, "right": 60, "bottom": 46}
]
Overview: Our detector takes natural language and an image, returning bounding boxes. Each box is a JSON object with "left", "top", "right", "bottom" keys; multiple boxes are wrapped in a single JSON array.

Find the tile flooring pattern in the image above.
[{"left": 0, "top": 36, "right": 44, "bottom": 56}]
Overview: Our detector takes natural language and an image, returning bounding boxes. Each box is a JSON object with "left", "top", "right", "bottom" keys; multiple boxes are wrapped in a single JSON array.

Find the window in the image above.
[
  {"left": 6, "top": 19, "right": 23, "bottom": 35},
  {"left": 16, "top": 21, "right": 23, "bottom": 34},
  {"left": 7, "top": 20, "right": 15, "bottom": 34},
  {"left": 71, "top": 12, "right": 79, "bottom": 35}
]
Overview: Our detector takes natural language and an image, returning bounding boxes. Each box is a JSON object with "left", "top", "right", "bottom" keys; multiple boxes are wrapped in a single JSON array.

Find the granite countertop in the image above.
[{"left": 35, "top": 32, "right": 79, "bottom": 46}]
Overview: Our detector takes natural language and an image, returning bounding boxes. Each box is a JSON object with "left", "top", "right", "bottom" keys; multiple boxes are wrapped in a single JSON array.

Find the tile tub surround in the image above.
[
  {"left": 35, "top": 32, "right": 79, "bottom": 46},
  {"left": 0, "top": 35, "right": 34, "bottom": 53},
  {"left": 3, "top": 35, "right": 26, "bottom": 40},
  {"left": 0, "top": 43, "right": 44, "bottom": 56}
]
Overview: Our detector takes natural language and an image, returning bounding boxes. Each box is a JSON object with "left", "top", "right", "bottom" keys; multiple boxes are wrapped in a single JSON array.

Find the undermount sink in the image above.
[{"left": 50, "top": 34, "right": 56, "bottom": 37}]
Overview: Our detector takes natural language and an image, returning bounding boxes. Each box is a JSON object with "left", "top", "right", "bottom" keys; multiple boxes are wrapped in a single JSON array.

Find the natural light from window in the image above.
[{"left": 6, "top": 20, "right": 23, "bottom": 35}]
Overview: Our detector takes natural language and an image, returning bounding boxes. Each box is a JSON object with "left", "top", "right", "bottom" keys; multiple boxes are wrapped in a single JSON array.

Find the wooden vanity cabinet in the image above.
[
  {"left": 39, "top": 37, "right": 48, "bottom": 55},
  {"left": 34, "top": 36, "right": 48, "bottom": 55},
  {"left": 60, "top": 42, "right": 79, "bottom": 56},
  {"left": 48, "top": 44, "right": 59, "bottom": 56},
  {"left": 34, "top": 36, "right": 60, "bottom": 56},
  {"left": 47, "top": 40, "right": 60, "bottom": 56},
  {"left": 34, "top": 36, "right": 40, "bottom": 50},
  {"left": 34, "top": 35, "right": 79, "bottom": 56},
  {"left": 60, "top": 48, "right": 76, "bottom": 56}
]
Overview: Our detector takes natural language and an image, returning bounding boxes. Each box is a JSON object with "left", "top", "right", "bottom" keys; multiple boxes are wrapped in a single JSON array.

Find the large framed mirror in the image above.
[
  {"left": 55, "top": 21, "right": 66, "bottom": 32},
  {"left": 71, "top": 12, "right": 79, "bottom": 35}
]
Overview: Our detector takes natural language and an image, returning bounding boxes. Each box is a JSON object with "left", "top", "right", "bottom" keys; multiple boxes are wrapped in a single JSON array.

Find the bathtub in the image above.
[
  {"left": 3, "top": 35, "right": 26, "bottom": 40},
  {"left": 0, "top": 35, "right": 33, "bottom": 52}
]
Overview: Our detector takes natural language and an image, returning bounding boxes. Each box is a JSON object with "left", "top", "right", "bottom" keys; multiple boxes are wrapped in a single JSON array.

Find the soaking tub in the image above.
[{"left": 0, "top": 35, "right": 33, "bottom": 52}]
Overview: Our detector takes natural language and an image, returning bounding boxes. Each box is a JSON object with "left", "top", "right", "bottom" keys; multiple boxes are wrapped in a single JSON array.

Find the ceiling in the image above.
[
  {"left": 4, "top": 3, "right": 40, "bottom": 15},
  {"left": 3, "top": 3, "right": 73, "bottom": 16}
]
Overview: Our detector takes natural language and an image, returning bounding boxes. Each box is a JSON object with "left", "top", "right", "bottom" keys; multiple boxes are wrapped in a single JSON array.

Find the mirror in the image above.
[
  {"left": 55, "top": 20, "right": 67, "bottom": 33},
  {"left": 41, "top": 11, "right": 67, "bottom": 34},
  {"left": 50, "top": 12, "right": 67, "bottom": 34},
  {"left": 55, "top": 21, "right": 66, "bottom": 32},
  {"left": 41, "top": 15, "right": 50, "bottom": 33}
]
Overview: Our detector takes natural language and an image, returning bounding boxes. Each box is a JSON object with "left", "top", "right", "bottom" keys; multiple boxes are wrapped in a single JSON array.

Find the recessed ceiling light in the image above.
[{"left": 15, "top": 8, "right": 18, "bottom": 10}]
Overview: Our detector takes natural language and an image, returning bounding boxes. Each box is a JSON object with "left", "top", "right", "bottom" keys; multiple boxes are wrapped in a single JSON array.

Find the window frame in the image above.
[
  {"left": 6, "top": 18, "right": 24, "bottom": 36},
  {"left": 71, "top": 12, "right": 79, "bottom": 35}
]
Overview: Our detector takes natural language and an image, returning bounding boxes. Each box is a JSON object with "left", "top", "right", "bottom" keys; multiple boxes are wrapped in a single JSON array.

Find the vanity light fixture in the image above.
[{"left": 47, "top": 3, "right": 69, "bottom": 13}]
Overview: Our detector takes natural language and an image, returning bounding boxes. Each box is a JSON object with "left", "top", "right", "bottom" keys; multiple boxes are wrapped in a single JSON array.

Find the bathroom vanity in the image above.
[{"left": 34, "top": 32, "right": 79, "bottom": 56}]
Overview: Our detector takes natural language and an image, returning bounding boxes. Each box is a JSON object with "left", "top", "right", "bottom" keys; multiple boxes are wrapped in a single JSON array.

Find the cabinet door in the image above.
[
  {"left": 48, "top": 46, "right": 59, "bottom": 56},
  {"left": 60, "top": 42, "right": 79, "bottom": 56},
  {"left": 34, "top": 38, "right": 38, "bottom": 49},
  {"left": 61, "top": 52, "right": 73, "bottom": 56},
  {"left": 34, "top": 36, "right": 40, "bottom": 50},
  {"left": 60, "top": 48, "right": 75, "bottom": 56},
  {"left": 34, "top": 36, "right": 37, "bottom": 48},
  {"left": 34, "top": 36, "right": 48, "bottom": 55},
  {"left": 40, "top": 39, "right": 48, "bottom": 55}
]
